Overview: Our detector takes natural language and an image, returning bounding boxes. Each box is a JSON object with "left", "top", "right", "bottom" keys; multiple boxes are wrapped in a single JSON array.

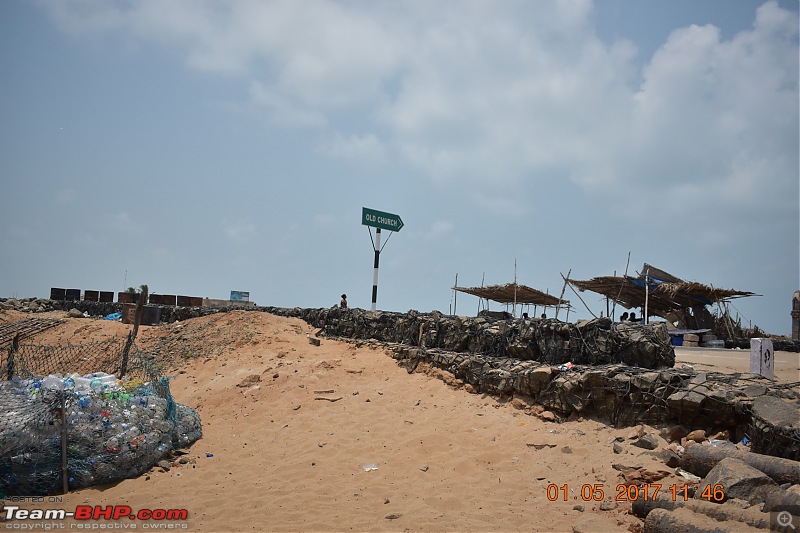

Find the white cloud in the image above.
[
  {"left": 221, "top": 218, "right": 257, "bottom": 243},
  {"left": 39, "top": 0, "right": 127, "bottom": 35},
  {"left": 40, "top": 0, "right": 798, "bottom": 222},
  {"left": 6, "top": 225, "right": 34, "bottom": 240},
  {"left": 312, "top": 214, "right": 336, "bottom": 228},
  {"left": 249, "top": 81, "right": 327, "bottom": 128},
  {"left": 149, "top": 246, "right": 174, "bottom": 261},
  {"left": 71, "top": 230, "right": 105, "bottom": 247},
  {"left": 54, "top": 188, "right": 77, "bottom": 205},
  {"left": 613, "top": 1, "right": 799, "bottom": 221},
  {"left": 424, "top": 219, "right": 454, "bottom": 240},
  {"left": 319, "top": 133, "right": 386, "bottom": 162},
  {"left": 108, "top": 211, "right": 140, "bottom": 234}
]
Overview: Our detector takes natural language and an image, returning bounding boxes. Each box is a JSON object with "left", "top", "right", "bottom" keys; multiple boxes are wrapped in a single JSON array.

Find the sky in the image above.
[{"left": 1, "top": 0, "right": 798, "bottom": 336}]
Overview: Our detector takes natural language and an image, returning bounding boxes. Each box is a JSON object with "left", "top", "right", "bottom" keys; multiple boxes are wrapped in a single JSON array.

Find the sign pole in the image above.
[
  {"left": 362, "top": 207, "right": 403, "bottom": 312},
  {"left": 371, "top": 228, "right": 381, "bottom": 311}
]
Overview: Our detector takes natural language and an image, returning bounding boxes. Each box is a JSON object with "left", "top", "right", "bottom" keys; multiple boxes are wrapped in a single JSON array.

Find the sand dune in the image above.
[{"left": 3, "top": 309, "right": 797, "bottom": 532}]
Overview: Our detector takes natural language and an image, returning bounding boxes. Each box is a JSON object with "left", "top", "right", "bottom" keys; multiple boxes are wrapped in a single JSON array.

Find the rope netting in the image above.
[{"left": 0, "top": 339, "right": 201, "bottom": 496}]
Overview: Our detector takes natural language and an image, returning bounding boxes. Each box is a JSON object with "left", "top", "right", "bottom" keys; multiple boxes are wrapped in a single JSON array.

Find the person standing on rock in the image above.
[{"left": 340, "top": 294, "right": 348, "bottom": 309}]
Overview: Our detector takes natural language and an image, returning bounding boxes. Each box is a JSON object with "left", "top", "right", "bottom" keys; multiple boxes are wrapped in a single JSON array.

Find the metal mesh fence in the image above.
[{"left": 0, "top": 339, "right": 202, "bottom": 496}]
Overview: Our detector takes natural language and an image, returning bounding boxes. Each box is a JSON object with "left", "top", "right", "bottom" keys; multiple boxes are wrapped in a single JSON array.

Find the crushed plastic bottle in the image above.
[{"left": 41, "top": 375, "right": 65, "bottom": 390}]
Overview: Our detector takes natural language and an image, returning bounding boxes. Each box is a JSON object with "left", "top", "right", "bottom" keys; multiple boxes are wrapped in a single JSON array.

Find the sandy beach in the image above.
[{"left": 2, "top": 309, "right": 798, "bottom": 532}]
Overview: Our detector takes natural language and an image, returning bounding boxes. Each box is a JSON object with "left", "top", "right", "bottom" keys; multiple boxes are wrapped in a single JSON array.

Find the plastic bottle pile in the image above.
[{"left": 1, "top": 370, "right": 202, "bottom": 495}]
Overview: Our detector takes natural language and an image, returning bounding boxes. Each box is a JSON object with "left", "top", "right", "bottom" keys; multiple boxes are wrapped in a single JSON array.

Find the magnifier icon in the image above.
[{"left": 778, "top": 511, "right": 796, "bottom": 530}]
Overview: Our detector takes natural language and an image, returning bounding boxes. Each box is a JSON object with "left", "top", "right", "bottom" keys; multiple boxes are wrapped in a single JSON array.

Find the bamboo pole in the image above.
[
  {"left": 611, "top": 270, "right": 616, "bottom": 320},
  {"left": 545, "top": 289, "right": 549, "bottom": 318},
  {"left": 477, "top": 273, "right": 485, "bottom": 314},
  {"left": 644, "top": 266, "right": 650, "bottom": 325},
  {"left": 454, "top": 273, "right": 458, "bottom": 316},
  {"left": 555, "top": 269, "right": 571, "bottom": 320},
  {"left": 121, "top": 285, "right": 147, "bottom": 377},
  {"left": 61, "top": 393, "right": 69, "bottom": 494},
  {"left": 611, "top": 252, "right": 631, "bottom": 318},
  {"left": 7, "top": 333, "right": 19, "bottom": 380},
  {"left": 562, "top": 272, "right": 597, "bottom": 319},
  {"left": 513, "top": 259, "right": 517, "bottom": 318},
  {"left": 723, "top": 301, "right": 736, "bottom": 339}
]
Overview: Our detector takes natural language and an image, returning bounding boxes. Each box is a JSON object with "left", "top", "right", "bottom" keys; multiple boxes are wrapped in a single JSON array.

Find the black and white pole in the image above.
[{"left": 371, "top": 228, "right": 381, "bottom": 311}]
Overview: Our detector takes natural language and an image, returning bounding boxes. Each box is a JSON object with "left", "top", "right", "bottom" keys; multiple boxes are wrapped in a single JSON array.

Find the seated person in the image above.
[{"left": 620, "top": 312, "right": 629, "bottom": 322}]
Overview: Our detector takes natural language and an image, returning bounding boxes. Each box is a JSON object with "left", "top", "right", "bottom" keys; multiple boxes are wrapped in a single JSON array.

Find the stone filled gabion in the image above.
[
  {"left": 263, "top": 307, "right": 676, "bottom": 369},
  {"left": 384, "top": 346, "right": 800, "bottom": 460},
  {"left": 265, "top": 306, "right": 799, "bottom": 461}
]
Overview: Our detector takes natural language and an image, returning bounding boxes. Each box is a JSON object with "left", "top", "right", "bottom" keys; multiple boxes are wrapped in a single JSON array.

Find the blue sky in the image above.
[{"left": 1, "top": 0, "right": 798, "bottom": 336}]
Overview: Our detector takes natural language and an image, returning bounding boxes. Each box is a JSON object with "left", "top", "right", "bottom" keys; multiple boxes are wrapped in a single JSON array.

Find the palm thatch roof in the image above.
[
  {"left": 454, "top": 283, "right": 569, "bottom": 307},
  {"left": 567, "top": 263, "right": 757, "bottom": 317}
]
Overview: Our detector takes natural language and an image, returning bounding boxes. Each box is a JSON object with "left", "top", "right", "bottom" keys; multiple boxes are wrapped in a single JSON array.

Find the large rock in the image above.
[
  {"left": 644, "top": 507, "right": 766, "bottom": 533},
  {"left": 751, "top": 395, "right": 798, "bottom": 429},
  {"left": 698, "top": 457, "right": 779, "bottom": 504},
  {"left": 666, "top": 389, "right": 706, "bottom": 415},
  {"left": 749, "top": 395, "right": 800, "bottom": 460},
  {"left": 633, "top": 434, "right": 661, "bottom": 450}
]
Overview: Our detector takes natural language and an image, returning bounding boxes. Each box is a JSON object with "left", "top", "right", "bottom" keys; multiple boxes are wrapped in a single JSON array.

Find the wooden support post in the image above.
[
  {"left": 453, "top": 273, "right": 458, "bottom": 316},
  {"left": 724, "top": 302, "right": 736, "bottom": 339},
  {"left": 7, "top": 333, "right": 19, "bottom": 380},
  {"left": 513, "top": 259, "right": 517, "bottom": 318},
  {"left": 644, "top": 266, "right": 650, "bottom": 325},
  {"left": 562, "top": 272, "right": 597, "bottom": 319},
  {"left": 611, "top": 251, "right": 631, "bottom": 319},
  {"left": 61, "top": 393, "right": 69, "bottom": 494},
  {"left": 121, "top": 285, "right": 147, "bottom": 377},
  {"left": 477, "top": 273, "right": 485, "bottom": 314},
  {"left": 555, "top": 269, "right": 571, "bottom": 320}
]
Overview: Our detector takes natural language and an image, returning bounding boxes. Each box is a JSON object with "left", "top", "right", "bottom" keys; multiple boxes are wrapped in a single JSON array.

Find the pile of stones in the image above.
[
  {"left": 624, "top": 431, "right": 800, "bottom": 532},
  {"left": 0, "top": 298, "right": 224, "bottom": 323},
  {"left": 0, "top": 298, "right": 58, "bottom": 313}
]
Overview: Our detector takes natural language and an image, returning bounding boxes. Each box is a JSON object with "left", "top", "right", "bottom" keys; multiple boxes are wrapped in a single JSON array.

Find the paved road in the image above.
[{"left": 674, "top": 346, "right": 800, "bottom": 384}]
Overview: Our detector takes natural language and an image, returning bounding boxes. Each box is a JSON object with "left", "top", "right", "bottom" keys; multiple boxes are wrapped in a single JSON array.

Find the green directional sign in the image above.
[{"left": 362, "top": 207, "right": 404, "bottom": 232}]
